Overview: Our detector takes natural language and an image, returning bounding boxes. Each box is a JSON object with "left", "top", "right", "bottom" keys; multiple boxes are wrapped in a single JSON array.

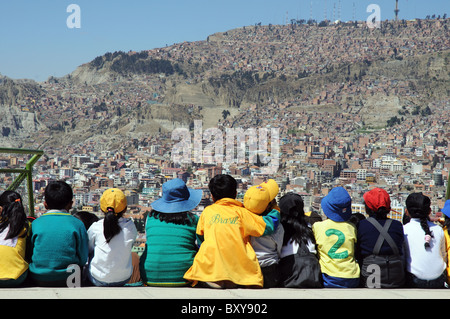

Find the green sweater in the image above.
[
  {"left": 29, "top": 210, "right": 89, "bottom": 282},
  {"left": 140, "top": 214, "right": 199, "bottom": 286}
]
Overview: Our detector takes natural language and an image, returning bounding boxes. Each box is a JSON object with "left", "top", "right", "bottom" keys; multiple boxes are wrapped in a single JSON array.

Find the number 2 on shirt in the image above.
[{"left": 325, "top": 229, "right": 349, "bottom": 259}]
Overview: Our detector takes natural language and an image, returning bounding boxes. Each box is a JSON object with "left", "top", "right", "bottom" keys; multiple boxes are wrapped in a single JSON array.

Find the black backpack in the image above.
[
  {"left": 278, "top": 241, "right": 323, "bottom": 288},
  {"left": 360, "top": 217, "right": 405, "bottom": 288}
]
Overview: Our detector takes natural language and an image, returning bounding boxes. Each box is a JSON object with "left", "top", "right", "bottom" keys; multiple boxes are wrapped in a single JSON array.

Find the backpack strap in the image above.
[
  {"left": 366, "top": 217, "right": 399, "bottom": 255},
  {"left": 296, "top": 240, "right": 313, "bottom": 256}
]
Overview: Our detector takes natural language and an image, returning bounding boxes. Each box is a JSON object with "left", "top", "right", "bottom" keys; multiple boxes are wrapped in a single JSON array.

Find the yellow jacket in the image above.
[{"left": 184, "top": 198, "right": 274, "bottom": 287}]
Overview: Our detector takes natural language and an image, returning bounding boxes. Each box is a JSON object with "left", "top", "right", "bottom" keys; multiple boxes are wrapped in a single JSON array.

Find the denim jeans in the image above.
[
  {"left": 405, "top": 271, "right": 447, "bottom": 289},
  {"left": 88, "top": 272, "right": 131, "bottom": 287}
]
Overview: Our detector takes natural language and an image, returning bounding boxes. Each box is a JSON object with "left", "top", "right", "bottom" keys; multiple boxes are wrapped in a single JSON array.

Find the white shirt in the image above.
[
  {"left": 403, "top": 218, "right": 447, "bottom": 280},
  {"left": 280, "top": 237, "right": 317, "bottom": 259},
  {"left": 88, "top": 217, "right": 137, "bottom": 283}
]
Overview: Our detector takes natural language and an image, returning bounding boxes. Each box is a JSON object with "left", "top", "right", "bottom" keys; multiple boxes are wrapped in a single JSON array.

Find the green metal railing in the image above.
[
  {"left": 447, "top": 174, "right": 450, "bottom": 201},
  {"left": 0, "top": 148, "right": 44, "bottom": 217}
]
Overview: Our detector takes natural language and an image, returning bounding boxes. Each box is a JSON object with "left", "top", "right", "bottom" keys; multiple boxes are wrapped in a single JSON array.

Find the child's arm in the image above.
[
  {"left": 261, "top": 209, "right": 281, "bottom": 236},
  {"left": 196, "top": 234, "right": 204, "bottom": 248},
  {"left": 78, "top": 227, "right": 89, "bottom": 266}
]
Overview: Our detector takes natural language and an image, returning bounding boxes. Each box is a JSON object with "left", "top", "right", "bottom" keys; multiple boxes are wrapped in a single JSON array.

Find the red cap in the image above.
[{"left": 363, "top": 188, "right": 391, "bottom": 212}]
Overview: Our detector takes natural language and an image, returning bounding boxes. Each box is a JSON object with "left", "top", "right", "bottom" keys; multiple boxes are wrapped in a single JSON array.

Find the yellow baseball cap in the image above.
[
  {"left": 259, "top": 179, "right": 279, "bottom": 201},
  {"left": 244, "top": 185, "right": 271, "bottom": 215},
  {"left": 100, "top": 188, "right": 127, "bottom": 214}
]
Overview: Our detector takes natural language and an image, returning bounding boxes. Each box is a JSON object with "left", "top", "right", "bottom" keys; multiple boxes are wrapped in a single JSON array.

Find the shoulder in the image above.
[
  {"left": 430, "top": 221, "right": 444, "bottom": 234},
  {"left": 120, "top": 217, "right": 134, "bottom": 225},
  {"left": 121, "top": 217, "right": 137, "bottom": 230},
  {"left": 389, "top": 219, "right": 405, "bottom": 232},
  {"left": 88, "top": 219, "right": 103, "bottom": 233}
]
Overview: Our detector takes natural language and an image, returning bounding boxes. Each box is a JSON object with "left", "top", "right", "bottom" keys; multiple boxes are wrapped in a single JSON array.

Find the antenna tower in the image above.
[
  {"left": 352, "top": 2, "right": 356, "bottom": 21},
  {"left": 338, "top": 0, "right": 341, "bottom": 21},
  {"left": 333, "top": 3, "right": 336, "bottom": 21},
  {"left": 394, "top": 0, "right": 400, "bottom": 21}
]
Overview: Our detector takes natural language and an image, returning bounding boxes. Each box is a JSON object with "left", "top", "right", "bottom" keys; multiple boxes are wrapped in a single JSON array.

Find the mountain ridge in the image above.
[{"left": 0, "top": 19, "right": 448, "bottom": 151}]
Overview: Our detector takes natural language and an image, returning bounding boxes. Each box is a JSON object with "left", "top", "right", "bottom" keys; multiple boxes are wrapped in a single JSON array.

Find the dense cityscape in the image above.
[{"left": 0, "top": 18, "right": 449, "bottom": 253}]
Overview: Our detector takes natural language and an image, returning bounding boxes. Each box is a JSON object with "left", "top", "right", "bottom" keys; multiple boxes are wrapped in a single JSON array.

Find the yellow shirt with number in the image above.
[
  {"left": 312, "top": 219, "right": 360, "bottom": 279},
  {"left": 183, "top": 198, "right": 267, "bottom": 287}
]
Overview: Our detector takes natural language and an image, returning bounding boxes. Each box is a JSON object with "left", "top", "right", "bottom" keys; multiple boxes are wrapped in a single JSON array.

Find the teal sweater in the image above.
[
  {"left": 29, "top": 210, "right": 89, "bottom": 282},
  {"left": 140, "top": 214, "right": 199, "bottom": 286}
]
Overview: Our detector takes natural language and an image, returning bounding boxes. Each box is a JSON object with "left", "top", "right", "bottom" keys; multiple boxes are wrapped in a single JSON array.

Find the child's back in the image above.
[
  {"left": 313, "top": 218, "right": 359, "bottom": 281},
  {"left": 87, "top": 188, "right": 137, "bottom": 287},
  {"left": 29, "top": 181, "right": 88, "bottom": 286},
  {"left": 140, "top": 178, "right": 202, "bottom": 287},
  {"left": 184, "top": 174, "right": 280, "bottom": 288},
  {"left": 0, "top": 191, "right": 30, "bottom": 287},
  {"left": 403, "top": 193, "right": 446, "bottom": 288},
  {"left": 30, "top": 212, "right": 88, "bottom": 284},
  {"left": 403, "top": 219, "right": 445, "bottom": 279},
  {"left": 184, "top": 197, "right": 268, "bottom": 287},
  {"left": 312, "top": 187, "right": 360, "bottom": 288},
  {"left": 88, "top": 217, "right": 137, "bottom": 284},
  {"left": 245, "top": 182, "right": 284, "bottom": 288}
]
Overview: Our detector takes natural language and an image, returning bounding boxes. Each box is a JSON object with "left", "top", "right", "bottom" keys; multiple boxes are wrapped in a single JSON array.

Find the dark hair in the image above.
[
  {"left": 73, "top": 211, "right": 99, "bottom": 230},
  {"left": 0, "top": 191, "right": 28, "bottom": 240},
  {"left": 208, "top": 174, "right": 237, "bottom": 200},
  {"left": 103, "top": 207, "right": 125, "bottom": 243},
  {"left": 349, "top": 212, "right": 366, "bottom": 227},
  {"left": 406, "top": 192, "right": 432, "bottom": 249},
  {"left": 364, "top": 204, "right": 390, "bottom": 219},
  {"left": 149, "top": 210, "right": 197, "bottom": 226},
  {"left": 279, "top": 193, "right": 315, "bottom": 246},
  {"left": 44, "top": 181, "right": 73, "bottom": 210}
]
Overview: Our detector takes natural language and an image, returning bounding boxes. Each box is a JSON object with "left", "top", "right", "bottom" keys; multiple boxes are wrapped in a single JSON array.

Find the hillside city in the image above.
[{"left": 0, "top": 18, "right": 449, "bottom": 251}]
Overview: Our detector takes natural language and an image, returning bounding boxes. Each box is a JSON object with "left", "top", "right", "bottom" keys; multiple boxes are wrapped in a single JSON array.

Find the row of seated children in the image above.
[
  {"left": 255, "top": 186, "right": 450, "bottom": 289},
  {"left": 0, "top": 181, "right": 138, "bottom": 287},
  {"left": 1, "top": 176, "right": 449, "bottom": 289}
]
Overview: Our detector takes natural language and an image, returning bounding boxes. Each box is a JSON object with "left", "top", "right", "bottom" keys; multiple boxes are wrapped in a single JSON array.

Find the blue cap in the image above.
[{"left": 321, "top": 187, "right": 352, "bottom": 222}]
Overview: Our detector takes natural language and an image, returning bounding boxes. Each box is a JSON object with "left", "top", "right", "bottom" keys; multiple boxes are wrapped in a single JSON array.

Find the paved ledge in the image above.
[{"left": 1, "top": 287, "right": 450, "bottom": 299}]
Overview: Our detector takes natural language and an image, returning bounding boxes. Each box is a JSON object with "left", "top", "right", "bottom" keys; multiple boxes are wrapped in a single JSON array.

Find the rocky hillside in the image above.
[{"left": 0, "top": 19, "right": 448, "bottom": 151}]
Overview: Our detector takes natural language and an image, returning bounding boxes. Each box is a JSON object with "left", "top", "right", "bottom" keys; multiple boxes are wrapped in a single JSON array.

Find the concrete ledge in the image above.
[{"left": 1, "top": 287, "right": 450, "bottom": 299}]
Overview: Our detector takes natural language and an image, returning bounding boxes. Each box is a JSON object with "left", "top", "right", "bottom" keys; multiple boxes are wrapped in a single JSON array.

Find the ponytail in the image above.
[
  {"left": 406, "top": 192, "right": 433, "bottom": 250},
  {"left": 103, "top": 207, "right": 122, "bottom": 243},
  {"left": 419, "top": 216, "right": 433, "bottom": 249},
  {"left": 0, "top": 191, "right": 28, "bottom": 240}
]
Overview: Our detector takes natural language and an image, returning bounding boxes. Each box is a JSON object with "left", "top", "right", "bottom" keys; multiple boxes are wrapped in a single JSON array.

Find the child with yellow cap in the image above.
[
  {"left": 245, "top": 179, "right": 284, "bottom": 288},
  {"left": 87, "top": 188, "right": 138, "bottom": 287},
  {"left": 183, "top": 174, "right": 280, "bottom": 288}
]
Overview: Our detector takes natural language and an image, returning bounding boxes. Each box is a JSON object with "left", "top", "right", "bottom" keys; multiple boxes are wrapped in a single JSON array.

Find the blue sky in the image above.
[{"left": 0, "top": 0, "right": 448, "bottom": 82}]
